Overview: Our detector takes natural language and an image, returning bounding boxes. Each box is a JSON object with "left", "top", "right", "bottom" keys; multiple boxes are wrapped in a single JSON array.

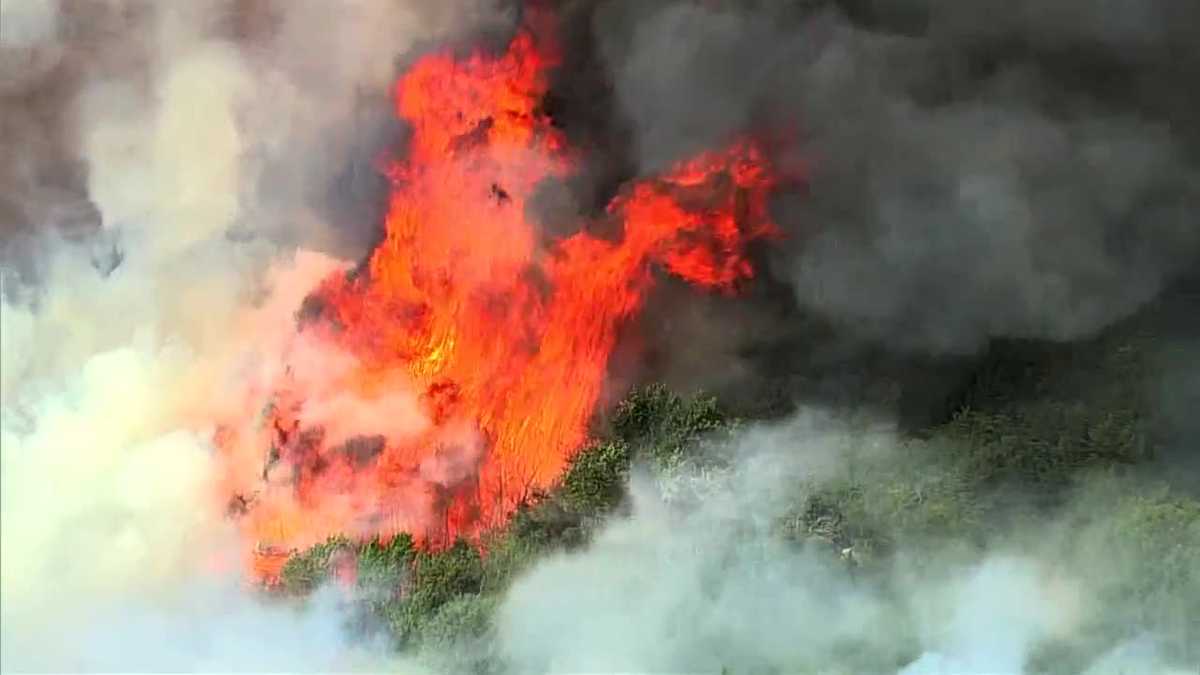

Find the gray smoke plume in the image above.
[{"left": 594, "top": 0, "right": 1200, "bottom": 354}]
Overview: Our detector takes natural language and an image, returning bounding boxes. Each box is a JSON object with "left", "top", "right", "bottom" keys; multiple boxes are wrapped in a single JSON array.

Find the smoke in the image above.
[
  {"left": 1143, "top": 282, "right": 1200, "bottom": 487},
  {"left": 75, "top": 584, "right": 367, "bottom": 672},
  {"left": 492, "top": 412, "right": 1198, "bottom": 674},
  {"left": 496, "top": 415, "right": 893, "bottom": 673},
  {"left": 0, "top": 1, "right": 60, "bottom": 50},
  {"left": 0, "top": 0, "right": 507, "bottom": 670},
  {"left": 4, "top": 0, "right": 1196, "bottom": 671},
  {"left": 593, "top": 0, "right": 1200, "bottom": 355}
]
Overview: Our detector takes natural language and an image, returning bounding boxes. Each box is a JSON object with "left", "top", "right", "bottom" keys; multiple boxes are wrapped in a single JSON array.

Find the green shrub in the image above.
[
  {"left": 416, "top": 594, "right": 504, "bottom": 675},
  {"left": 945, "top": 406, "right": 1146, "bottom": 488},
  {"left": 419, "top": 594, "right": 499, "bottom": 647},
  {"left": 864, "top": 469, "right": 982, "bottom": 543},
  {"left": 784, "top": 460, "right": 982, "bottom": 567},
  {"left": 1094, "top": 489, "right": 1200, "bottom": 646},
  {"left": 387, "top": 539, "right": 486, "bottom": 645},
  {"left": 556, "top": 386, "right": 735, "bottom": 516},
  {"left": 559, "top": 440, "right": 631, "bottom": 514},
  {"left": 608, "top": 383, "right": 731, "bottom": 467},
  {"left": 1029, "top": 482, "right": 1200, "bottom": 671},
  {"left": 356, "top": 533, "right": 416, "bottom": 591},
  {"left": 278, "top": 535, "right": 351, "bottom": 594},
  {"left": 478, "top": 502, "right": 579, "bottom": 594}
]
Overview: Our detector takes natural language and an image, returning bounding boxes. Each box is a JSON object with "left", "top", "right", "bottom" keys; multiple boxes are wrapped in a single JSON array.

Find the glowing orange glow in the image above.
[{"left": 219, "top": 15, "right": 783, "bottom": 581}]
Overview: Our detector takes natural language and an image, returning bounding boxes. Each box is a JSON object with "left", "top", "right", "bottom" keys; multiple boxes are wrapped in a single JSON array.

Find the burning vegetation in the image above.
[
  {"left": 3, "top": 1, "right": 1199, "bottom": 672},
  {"left": 215, "top": 11, "right": 787, "bottom": 581}
]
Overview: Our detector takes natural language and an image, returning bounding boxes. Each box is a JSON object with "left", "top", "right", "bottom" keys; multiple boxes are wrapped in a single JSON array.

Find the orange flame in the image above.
[{"left": 221, "top": 16, "right": 784, "bottom": 579}]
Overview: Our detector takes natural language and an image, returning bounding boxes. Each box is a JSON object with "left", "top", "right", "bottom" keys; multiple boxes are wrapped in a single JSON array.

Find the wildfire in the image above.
[{"left": 219, "top": 12, "right": 784, "bottom": 581}]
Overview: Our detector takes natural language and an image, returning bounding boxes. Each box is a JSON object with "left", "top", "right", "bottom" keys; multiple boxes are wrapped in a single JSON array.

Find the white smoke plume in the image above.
[
  {"left": 493, "top": 412, "right": 1198, "bottom": 674},
  {"left": 0, "top": 1, "right": 60, "bottom": 51},
  {"left": 0, "top": 0, "right": 505, "bottom": 671}
]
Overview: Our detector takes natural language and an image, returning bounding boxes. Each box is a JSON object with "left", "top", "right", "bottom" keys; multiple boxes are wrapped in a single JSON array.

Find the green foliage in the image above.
[
  {"left": 943, "top": 327, "right": 1152, "bottom": 491},
  {"left": 279, "top": 533, "right": 487, "bottom": 653},
  {"left": 864, "top": 468, "right": 982, "bottom": 545},
  {"left": 558, "top": 385, "right": 734, "bottom": 515},
  {"left": 356, "top": 533, "right": 416, "bottom": 590},
  {"left": 778, "top": 332, "right": 1156, "bottom": 564},
  {"left": 415, "top": 594, "right": 504, "bottom": 675},
  {"left": 412, "top": 539, "right": 485, "bottom": 607},
  {"left": 478, "top": 501, "right": 578, "bottom": 594},
  {"left": 944, "top": 406, "right": 1146, "bottom": 488},
  {"left": 1090, "top": 488, "right": 1200, "bottom": 641},
  {"left": 419, "top": 594, "right": 499, "bottom": 647},
  {"left": 1028, "top": 482, "right": 1200, "bottom": 671},
  {"left": 559, "top": 440, "right": 631, "bottom": 514},
  {"left": 782, "top": 455, "right": 983, "bottom": 568},
  {"left": 278, "top": 535, "right": 351, "bottom": 594},
  {"left": 278, "top": 534, "right": 413, "bottom": 597},
  {"left": 609, "top": 383, "right": 731, "bottom": 467},
  {"left": 388, "top": 539, "right": 486, "bottom": 646}
]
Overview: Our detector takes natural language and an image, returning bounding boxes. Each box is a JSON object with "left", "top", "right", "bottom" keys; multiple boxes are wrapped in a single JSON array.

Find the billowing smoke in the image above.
[
  {"left": 3, "top": 0, "right": 1198, "bottom": 672},
  {"left": 0, "top": 0, "right": 505, "bottom": 670},
  {"left": 594, "top": 0, "right": 1200, "bottom": 355},
  {"left": 494, "top": 413, "right": 1197, "bottom": 674}
]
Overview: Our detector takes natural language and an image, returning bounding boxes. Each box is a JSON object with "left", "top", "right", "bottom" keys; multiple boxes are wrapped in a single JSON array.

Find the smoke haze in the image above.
[
  {"left": 2, "top": 0, "right": 1198, "bottom": 673},
  {"left": 495, "top": 413, "right": 1197, "bottom": 674},
  {"left": 1, "top": 0, "right": 504, "bottom": 670}
]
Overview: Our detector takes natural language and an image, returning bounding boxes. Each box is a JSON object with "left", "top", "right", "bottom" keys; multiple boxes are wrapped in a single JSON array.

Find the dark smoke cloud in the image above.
[{"left": 591, "top": 0, "right": 1200, "bottom": 355}]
